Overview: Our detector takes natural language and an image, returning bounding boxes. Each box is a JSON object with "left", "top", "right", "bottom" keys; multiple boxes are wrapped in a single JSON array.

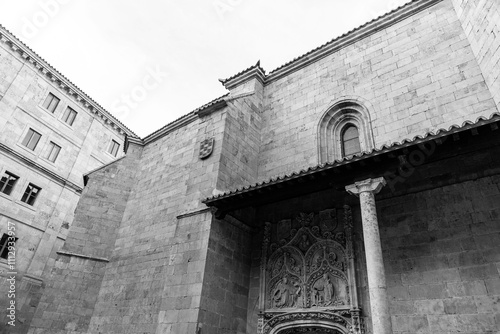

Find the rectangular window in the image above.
[
  {"left": 21, "top": 183, "right": 41, "bottom": 206},
  {"left": 42, "top": 93, "right": 60, "bottom": 113},
  {"left": 46, "top": 142, "right": 61, "bottom": 162},
  {"left": 0, "top": 171, "right": 18, "bottom": 195},
  {"left": 62, "top": 107, "right": 77, "bottom": 126},
  {"left": 21, "top": 128, "right": 42, "bottom": 151},
  {"left": 0, "top": 233, "right": 18, "bottom": 260},
  {"left": 108, "top": 139, "right": 120, "bottom": 157}
]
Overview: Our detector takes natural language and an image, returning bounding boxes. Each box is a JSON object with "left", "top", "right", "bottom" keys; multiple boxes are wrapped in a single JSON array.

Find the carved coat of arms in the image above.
[{"left": 199, "top": 138, "right": 214, "bottom": 159}]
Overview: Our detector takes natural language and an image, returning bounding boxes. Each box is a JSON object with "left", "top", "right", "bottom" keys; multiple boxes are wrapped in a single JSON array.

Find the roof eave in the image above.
[{"left": 203, "top": 113, "right": 500, "bottom": 207}]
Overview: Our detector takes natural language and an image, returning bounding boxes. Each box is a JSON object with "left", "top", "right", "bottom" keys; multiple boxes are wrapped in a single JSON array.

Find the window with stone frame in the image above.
[
  {"left": 21, "top": 183, "right": 41, "bottom": 206},
  {"left": 108, "top": 139, "right": 120, "bottom": 157},
  {"left": 62, "top": 107, "right": 77, "bottom": 126},
  {"left": 46, "top": 142, "right": 61, "bottom": 162},
  {"left": 0, "top": 233, "right": 18, "bottom": 260},
  {"left": 21, "top": 128, "right": 42, "bottom": 151},
  {"left": 0, "top": 171, "right": 19, "bottom": 196},
  {"left": 42, "top": 92, "right": 60, "bottom": 113},
  {"left": 318, "top": 99, "right": 375, "bottom": 162}
]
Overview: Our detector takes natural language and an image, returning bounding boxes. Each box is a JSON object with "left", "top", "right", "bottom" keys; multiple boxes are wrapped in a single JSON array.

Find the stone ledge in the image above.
[
  {"left": 57, "top": 250, "right": 109, "bottom": 263},
  {"left": 176, "top": 208, "right": 212, "bottom": 220}
]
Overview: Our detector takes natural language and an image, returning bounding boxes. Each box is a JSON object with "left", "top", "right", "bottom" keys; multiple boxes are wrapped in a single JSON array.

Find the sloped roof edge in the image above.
[
  {"left": 203, "top": 113, "right": 500, "bottom": 203},
  {"left": 265, "top": 0, "right": 443, "bottom": 82},
  {"left": 83, "top": 156, "right": 127, "bottom": 186},
  {"left": 142, "top": 93, "right": 229, "bottom": 145},
  {"left": 219, "top": 0, "right": 442, "bottom": 88}
]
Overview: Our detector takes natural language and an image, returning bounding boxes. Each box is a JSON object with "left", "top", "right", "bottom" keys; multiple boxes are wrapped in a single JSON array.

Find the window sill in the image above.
[
  {"left": 104, "top": 151, "right": 119, "bottom": 159},
  {"left": 42, "top": 157, "right": 58, "bottom": 167},
  {"left": 15, "top": 142, "right": 38, "bottom": 158},
  {"left": 15, "top": 200, "right": 37, "bottom": 212},
  {"left": 36, "top": 105, "right": 58, "bottom": 118},
  {"left": 58, "top": 119, "right": 75, "bottom": 131},
  {"left": 0, "top": 191, "right": 14, "bottom": 202}
]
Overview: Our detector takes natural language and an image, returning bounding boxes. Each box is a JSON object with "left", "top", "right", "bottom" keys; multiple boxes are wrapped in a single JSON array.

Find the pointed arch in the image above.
[{"left": 317, "top": 97, "right": 375, "bottom": 163}]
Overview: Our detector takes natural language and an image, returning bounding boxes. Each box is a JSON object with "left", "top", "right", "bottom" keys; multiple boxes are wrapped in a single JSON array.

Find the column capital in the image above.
[{"left": 345, "top": 177, "right": 386, "bottom": 196}]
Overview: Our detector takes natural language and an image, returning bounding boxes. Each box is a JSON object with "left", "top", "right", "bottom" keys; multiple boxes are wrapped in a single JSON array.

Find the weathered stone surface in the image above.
[{"left": 13, "top": 0, "right": 500, "bottom": 333}]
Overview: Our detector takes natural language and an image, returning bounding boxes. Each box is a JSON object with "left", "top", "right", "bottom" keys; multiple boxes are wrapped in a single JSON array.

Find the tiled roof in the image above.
[
  {"left": 219, "top": 60, "right": 265, "bottom": 85},
  {"left": 203, "top": 112, "right": 500, "bottom": 203},
  {"left": 0, "top": 24, "right": 139, "bottom": 138}
]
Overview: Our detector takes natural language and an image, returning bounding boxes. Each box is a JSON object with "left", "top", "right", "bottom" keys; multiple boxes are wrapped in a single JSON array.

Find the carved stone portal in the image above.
[{"left": 258, "top": 206, "right": 363, "bottom": 334}]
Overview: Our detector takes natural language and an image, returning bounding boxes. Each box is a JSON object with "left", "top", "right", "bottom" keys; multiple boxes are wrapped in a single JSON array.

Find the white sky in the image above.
[{"left": 0, "top": 0, "right": 410, "bottom": 137}]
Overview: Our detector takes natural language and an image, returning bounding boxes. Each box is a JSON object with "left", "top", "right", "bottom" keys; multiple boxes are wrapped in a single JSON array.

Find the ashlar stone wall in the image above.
[
  {"left": 451, "top": 0, "right": 500, "bottom": 113},
  {"left": 257, "top": 0, "right": 497, "bottom": 180},
  {"left": 381, "top": 175, "right": 500, "bottom": 333},
  {"left": 27, "top": 142, "right": 143, "bottom": 334}
]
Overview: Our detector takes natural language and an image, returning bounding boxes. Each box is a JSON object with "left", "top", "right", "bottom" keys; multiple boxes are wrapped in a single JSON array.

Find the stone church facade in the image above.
[{"left": 4, "top": 0, "right": 499, "bottom": 333}]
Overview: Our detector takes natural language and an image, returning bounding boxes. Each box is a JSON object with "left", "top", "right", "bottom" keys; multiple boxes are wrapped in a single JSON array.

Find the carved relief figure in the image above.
[
  {"left": 261, "top": 209, "right": 360, "bottom": 334},
  {"left": 312, "top": 273, "right": 335, "bottom": 306},
  {"left": 272, "top": 277, "right": 299, "bottom": 308}
]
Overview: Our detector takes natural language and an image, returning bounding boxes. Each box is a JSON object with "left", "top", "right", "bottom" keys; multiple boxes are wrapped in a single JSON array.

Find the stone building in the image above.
[
  {"left": 6, "top": 0, "right": 500, "bottom": 333},
  {"left": 0, "top": 25, "right": 138, "bottom": 333}
]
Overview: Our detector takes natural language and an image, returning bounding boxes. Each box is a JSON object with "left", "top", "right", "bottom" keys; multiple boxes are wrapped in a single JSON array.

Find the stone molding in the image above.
[
  {"left": 345, "top": 177, "right": 386, "bottom": 196},
  {"left": 176, "top": 208, "right": 212, "bottom": 219},
  {"left": 56, "top": 250, "right": 109, "bottom": 263},
  {"left": 318, "top": 97, "right": 375, "bottom": 163},
  {"left": 219, "top": 61, "right": 266, "bottom": 90},
  {"left": 0, "top": 142, "right": 83, "bottom": 194}
]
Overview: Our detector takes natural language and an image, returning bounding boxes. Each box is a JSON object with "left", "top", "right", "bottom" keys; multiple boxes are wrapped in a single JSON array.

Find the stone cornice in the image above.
[
  {"left": 0, "top": 25, "right": 138, "bottom": 139},
  {"left": 0, "top": 142, "right": 83, "bottom": 194},
  {"left": 124, "top": 135, "right": 145, "bottom": 153},
  {"left": 219, "top": 60, "right": 266, "bottom": 90}
]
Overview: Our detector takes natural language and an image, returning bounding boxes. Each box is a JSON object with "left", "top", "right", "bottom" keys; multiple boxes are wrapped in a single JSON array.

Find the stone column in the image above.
[{"left": 345, "top": 177, "right": 392, "bottom": 334}]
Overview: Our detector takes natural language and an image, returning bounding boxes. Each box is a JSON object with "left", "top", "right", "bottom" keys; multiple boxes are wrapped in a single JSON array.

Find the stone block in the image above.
[
  {"left": 414, "top": 299, "right": 445, "bottom": 314},
  {"left": 443, "top": 296, "right": 477, "bottom": 314},
  {"left": 409, "top": 283, "right": 449, "bottom": 300}
]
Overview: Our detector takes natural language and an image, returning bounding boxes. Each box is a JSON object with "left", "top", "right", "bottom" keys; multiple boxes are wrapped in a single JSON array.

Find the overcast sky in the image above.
[{"left": 0, "top": 0, "right": 410, "bottom": 137}]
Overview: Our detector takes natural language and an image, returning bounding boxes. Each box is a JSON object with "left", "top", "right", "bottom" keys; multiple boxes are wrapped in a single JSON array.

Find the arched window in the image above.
[
  {"left": 341, "top": 125, "right": 361, "bottom": 157},
  {"left": 318, "top": 98, "right": 375, "bottom": 162}
]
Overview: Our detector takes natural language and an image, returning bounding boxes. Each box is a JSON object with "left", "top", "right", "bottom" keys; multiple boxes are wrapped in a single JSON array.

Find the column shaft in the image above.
[{"left": 359, "top": 191, "right": 391, "bottom": 334}]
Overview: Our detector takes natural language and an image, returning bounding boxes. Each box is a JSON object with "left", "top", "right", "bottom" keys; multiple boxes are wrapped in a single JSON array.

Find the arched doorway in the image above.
[{"left": 269, "top": 320, "right": 348, "bottom": 334}]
